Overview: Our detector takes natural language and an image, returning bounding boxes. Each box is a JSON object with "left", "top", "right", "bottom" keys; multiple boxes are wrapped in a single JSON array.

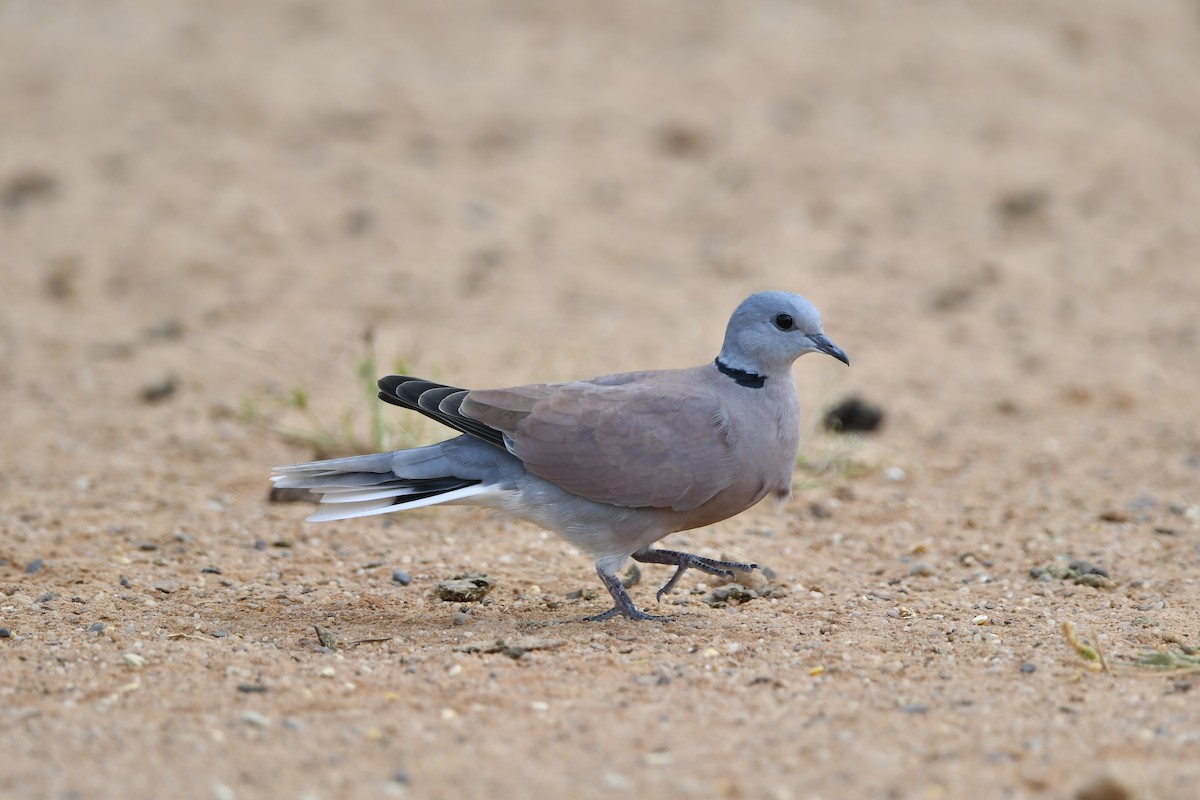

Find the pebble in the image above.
[
  {"left": 1068, "top": 560, "right": 1110, "bottom": 578},
  {"left": 1075, "top": 574, "right": 1115, "bottom": 589},
  {"left": 152, "top": 578, "right": 182, "bottom": 594},
  {"left": 1020, "top": 662, "right": 1037, "bottom": 673},
  {"left": 88, "top": 622, "right": 105, "bottom": 634},
  {"left": 883, "top": 466, "right": 906, "bottom": 482},
  {"left": 240, "top": 711, "right": 270, "bottom": 728},
  {"left": 822, "top": 395, "right": 885, "bottom": 433},
  {"left": 436, "top": 574, "right": 496, "bottom": 602},
  {"left": 141, "top": 374, "right": 178, "bottom": 403},
  {"left": 0, "top": 628, "right": 11, "bottom": 639},
  {"left": 25, "top": 559, "right": 42, "bottom": 574},
  {"left": 391, "top": 570, "right": 411, "bottom": 586},
  {"left": 119, "top": 575, "right": 132, "bottom": 588},
  {"left": 909, "top": 561, "right": 935, "bottom": 577},
  {"left": 122, "top": 653, "right": 148, "bottom": 669}
]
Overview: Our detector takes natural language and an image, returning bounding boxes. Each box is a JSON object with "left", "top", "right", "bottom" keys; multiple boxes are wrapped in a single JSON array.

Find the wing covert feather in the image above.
[{"left": 465, "top": 375, "right": 738, "bottom": 511}]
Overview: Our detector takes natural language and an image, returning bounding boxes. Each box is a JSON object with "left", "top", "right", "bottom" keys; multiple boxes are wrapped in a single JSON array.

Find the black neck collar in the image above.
[{"left": 714, "top": 358, "right": 766, "bottom": 389}]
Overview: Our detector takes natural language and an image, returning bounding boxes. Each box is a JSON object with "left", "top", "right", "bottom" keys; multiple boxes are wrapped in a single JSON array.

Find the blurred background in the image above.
[{"left": 2, "top": 1, "right": 1199, "bottom": 797}]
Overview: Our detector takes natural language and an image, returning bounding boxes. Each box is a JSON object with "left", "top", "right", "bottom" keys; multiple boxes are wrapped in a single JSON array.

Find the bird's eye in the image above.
[{"left": 773, "top": 313, "right": 795, "bottom": 331}]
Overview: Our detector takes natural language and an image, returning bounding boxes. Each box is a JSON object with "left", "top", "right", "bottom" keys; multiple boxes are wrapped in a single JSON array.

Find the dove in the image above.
[{"left": 272, "top": 291, "right": 848, "bottom": 620}]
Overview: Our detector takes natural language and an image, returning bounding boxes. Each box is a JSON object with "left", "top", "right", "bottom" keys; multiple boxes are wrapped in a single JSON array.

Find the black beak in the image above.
[{"left": 809, "top": 333, "right": 850, "bottom": 366}]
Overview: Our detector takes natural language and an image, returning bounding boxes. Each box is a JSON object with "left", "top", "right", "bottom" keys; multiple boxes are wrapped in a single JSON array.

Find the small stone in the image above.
[
  {"left": 313, "top": 625, "right": 337, "bottom": 649},
  {"left": 201, "top": 566, "right": 222, "bottom": 574},
  {"left": 1068, "top": 560, "right": 1110, "bottom": 578},
  {"left": 210, "top": 630, "right": 230, "bottom": 639},
  {"left": 237, "top": 683, "right": 268, "bottom": 694},
  {"left": 1098, "top": 510, "right": 1131, "bottom": 524},
  {"left": 823, "top": 395, "right": 885, "bottom": 433},
  {"left": 702, "top": 583, "right": 758, "bottom": 607},
  {"left": 152, "top": 578, "right": 182, "bottom": 594},
  {"left": 119, "top": 575, "right": 132, "bottom": 588},
  {"left": 883, "top": 466, "right": 906, "bottom": 482},
  {"left": 1075, "top": 772, "right": 1134, "bottom": 800},
  {"left": 901, "top": 703, "right": 930, "bottom": 714},
  {"left": 88, "top": 622, "right": 106, "bottom": 634},
  {"left": 268, "top": 487, "right": 317, "bottom": 504},
  {"left": 620, "top": 563, "right": 641, "bottom": 589},
  {"left": 141, "top": 374, "right": 178, "bottom": 403},
  {"left": 122, "top": 653, "right": 148, "bottom": 669},
  {"left": 1074, "top": 573, "right": 1115, "bottom": 589},
  {"left": 391, "top": 570, "right": 411, "bottom": 586},
  {"left": 24, "top": 559, "right": 43, "bottom": 574},
  {"left": 240, "top": 711, "right": 270, "bottom": 728},
  {"left": 0, "top": 628, "right": 11, "bottom": 639},
  {"left": 2, "top": 169, "right": 58, "bottom": 212},
  {"left": 909, "top": 561, "right": 935, "bottom": 577},
  {"left": 143, "top": 318, "right": 184, "bottom": 342},
  {"left": 436, "top": 574, "right": 496, "bottom": 603},
  {"left": 1020, "top": 662, "right": 1037, "bottom": 673},
  {"left": 973, "top": 614, "right": 990, "bottom": 625}
]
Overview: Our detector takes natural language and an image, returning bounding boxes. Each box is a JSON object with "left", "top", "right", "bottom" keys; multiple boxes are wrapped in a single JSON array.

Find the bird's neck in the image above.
[{"left": 714, "top": 357, "right": 767, "bottom": 389}]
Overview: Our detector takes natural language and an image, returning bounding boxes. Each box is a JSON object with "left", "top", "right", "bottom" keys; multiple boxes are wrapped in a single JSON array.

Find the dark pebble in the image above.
[
  {"left": 254, "top": 539, "right": 267, "bottom": 551},
  {"left": 88, "top": 622, "right": 106, "bottom": 634},
  {"left": 268, "top": 486, "right": 318, "bottom": 504},
  {"left": 119, "top": 575, "right": 132, "bottom": 588},
  {"left": 392, "top": 771, "right": 411, "bottom": 785},
  {"left": 25, "top": 559, "right": 43, "bottom": 574},
  {"left": 36, "top": 591, "right": 58, "bottom": 604},
  {"left": 141, "top": 374, "right": 178, "bottom": 403},
  {"left": 201, "top": 566, "right": 222, "bottom": 574},
  {"left": 142, "top": 318, "right": 184, "bottom": 342},
  {"left": 2, "top": 169, "right": 58, "bottom": 212},
  {"left": 900, "top": 703, "right": 930, "bottom": 714},
  {"left": 1020, "top": 662, "right": 1036, "bottom": 673},
  {"left": 237, "top": 683, "right": 268, "bottom": 694},
  {"left": 1068, "top": 560, "right": 1110, "bottom": 579},
  {"left": 0, "top": 628, "right": 11, "bottom": 638},
  {"left": 211, "top": 630, "right": 230, "bottom": 639},
  {"left": 823, "top": 395, "right": 885, "bottom": 433},
  {"left": 391, "top": 570, "right": 411, "bottom": 586}
]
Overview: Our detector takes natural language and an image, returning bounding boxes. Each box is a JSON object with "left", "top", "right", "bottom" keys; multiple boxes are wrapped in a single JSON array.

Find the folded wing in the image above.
[{"left": 463, "top": 373, "right": 737, "bottom": 511}]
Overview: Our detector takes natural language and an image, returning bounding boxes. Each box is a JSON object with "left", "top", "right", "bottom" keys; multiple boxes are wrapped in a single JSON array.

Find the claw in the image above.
[
  {"left": 633, "top": 548, "right": 758, "bottom": 602},
  {"left": 587, "top": 567, "right": 673, "bottom": 622}
]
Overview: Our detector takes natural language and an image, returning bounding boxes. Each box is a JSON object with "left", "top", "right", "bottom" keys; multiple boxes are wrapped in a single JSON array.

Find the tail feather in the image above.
[
  {"left": 317, "top": 478, "right": 471, "bottom": 504},
  {"left": 271, "top": 443, "right": 500, "bottom": 523},
  {"left": 303, "top": 483, "right": 495, "bottom": 522}
]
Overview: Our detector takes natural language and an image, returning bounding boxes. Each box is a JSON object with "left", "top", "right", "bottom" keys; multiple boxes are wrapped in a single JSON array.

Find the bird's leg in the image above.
[
  {"left": 633, "top": 548, "right": 759, "bottom": 602},
  {"left": 585, "top": 566, "right": 672, "bottom": 622}
]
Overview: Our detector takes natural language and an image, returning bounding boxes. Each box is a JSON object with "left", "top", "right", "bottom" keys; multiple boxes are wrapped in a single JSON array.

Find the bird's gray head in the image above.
[{"left": 716, "top": 291, "right": 849, "bottom": 383}]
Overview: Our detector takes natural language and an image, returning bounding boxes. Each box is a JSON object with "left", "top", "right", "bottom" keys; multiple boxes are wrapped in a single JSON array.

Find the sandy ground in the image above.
[{"left": 3, "top": 1, "right": 1200, "bottom": 798}]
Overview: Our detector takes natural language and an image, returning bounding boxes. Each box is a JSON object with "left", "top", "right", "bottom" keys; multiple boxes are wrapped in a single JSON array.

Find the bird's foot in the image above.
[
  {"left": 585, "top": 567, "right": 673, "bottom": 622},
  {"left": 632, "top": 548, "right": 758, "bottom": 602}
]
